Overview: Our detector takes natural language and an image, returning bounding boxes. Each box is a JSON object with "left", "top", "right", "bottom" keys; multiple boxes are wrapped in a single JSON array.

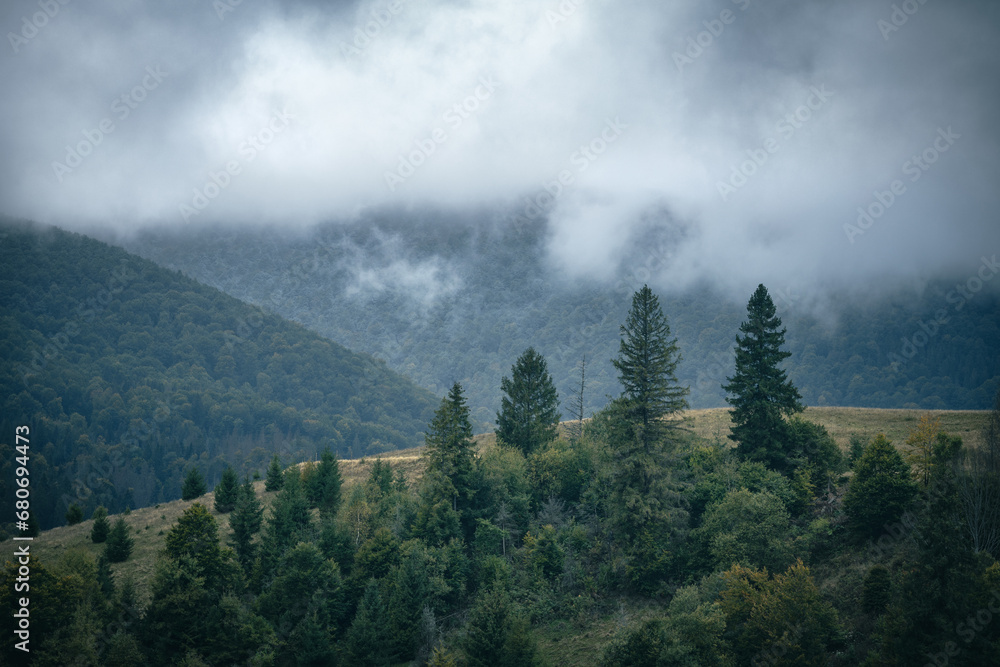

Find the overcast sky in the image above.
[{"left": 2, "top": 0, "right": 998, "bottom": 295}]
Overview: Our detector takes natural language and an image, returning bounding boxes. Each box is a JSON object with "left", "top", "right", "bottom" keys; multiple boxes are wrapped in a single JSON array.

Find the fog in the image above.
[{"left": 2, "top": 0, "right": 998, "bottom": 297}]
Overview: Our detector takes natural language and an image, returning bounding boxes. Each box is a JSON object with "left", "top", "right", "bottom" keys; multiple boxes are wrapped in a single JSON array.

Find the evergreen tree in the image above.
[
  {"left": 22, "top": 511, "right": 40, "bottom": 537},
  {"left": 164, "top": 502, "right": 239, "bottom": 592},
  {"left": 182, "top": 467, "right": 207, "bottom": 501},
  {"left": 265, "top": 454, "right": 284, "bottom": 492},
  {"left": 495, "top": 347, "right": 561, "bottom": 456},
  {"left": 612, "top": 285, "right": 689, "bottom": 448},
  {"left": 723, "top": 284, "right": 803, "bottom": 472},
  {"left": 843, "top": 434, "right": 917, "bottom": 537},
  {"left": 464, "top": 584, "right": 539, "bottom": 667},
  {"left": 416, "top": 383, "right": 477, "bottom": 542},
  {"left": 308, "top": 446, "right": 343, "bottom": 519},
  {"left": 91, "top": 505, "right": 110, "bottom": 543},
  {"left": 344, "top": 580, "right": 390, "bottom": 666},
  {"left": 105, "top": 516, "right": 134, "bottom": 563},
  {"left": 229, "top": 479, "right": 264, "bottom": 570},
  {"left": 65, "top": 502, "right": 84, "bottom": 526},
  {"left": 213, "top": 464, "right": 240, "bottom": 513}
]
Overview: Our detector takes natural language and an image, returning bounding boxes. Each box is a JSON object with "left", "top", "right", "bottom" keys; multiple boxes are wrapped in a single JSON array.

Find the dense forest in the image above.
[
  {"left": 3, "top": 280, "right": 998, "bottom": 666},
  {"left": 117, "top": 212, "right": 1000, "bottom": 432},
  {"left": 0, "top": 220, "right": 437, "bottom": 529}
]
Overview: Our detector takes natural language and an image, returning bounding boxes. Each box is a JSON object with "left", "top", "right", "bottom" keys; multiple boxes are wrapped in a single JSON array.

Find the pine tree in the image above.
[
  {"left": 91, "top": 505, "right": 110, "bottom": 543},
  {"left": 464, "top": 584, "right": 539, "bottom": 667},
  {"left": 229, "top": 479, "right": 264, "bottom": 570},
  {"left": 65, "top": 502, "right": 84, "bottom": 526},
  {"left": 213, "top": 464, "right": 240, "bottom": 513},
  {"left": 417, "top": 383, "right": 477, "bottom": 542},
  {"left": 843, "top": 434, "right": 917, "bottom": 537},
  {"left": 105, "top": 516, "right": 134, "bottom": 563},
  {"left": 265, "top": 454, "right": 284, "bottom": 492},
  {"left": 496, "top": 347, "right": 561, "bottom": 456},
  {"left": 344, "top": 580, "right": 389, "bottom": 666},
  {"left": 307, "top": 446, "right": 343, "bottom": 519},
  {"left": 602, "top": 286, "right": 690, "bottom": 555},
  {"left": 723, "top": 284, "right": 803, "bottom": 472},
  {"left": 182, "top": 466, "right": 207, "bottom": 501},
  {"left": 612, "top": 285, "right": 689, "bottom": 448}
]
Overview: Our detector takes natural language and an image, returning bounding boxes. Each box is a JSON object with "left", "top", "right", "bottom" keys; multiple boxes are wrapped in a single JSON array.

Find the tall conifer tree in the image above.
[
  {"left": 723, "top": 284, "right": 803, "bottom": 471},
  {"left": 612, "top": 285, "right": 689, "bottom": 449},
  {"left": 496, "top": 347, "right": 561, "bottom": 456}
]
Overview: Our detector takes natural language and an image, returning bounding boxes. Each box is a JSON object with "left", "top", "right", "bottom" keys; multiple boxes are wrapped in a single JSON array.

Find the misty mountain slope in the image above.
[
  {"left": 117, "top": 212, "right": 1000, "bottom": 432},
  {"left": 0, "top": 220, "right": 438, "bottom": 528}
]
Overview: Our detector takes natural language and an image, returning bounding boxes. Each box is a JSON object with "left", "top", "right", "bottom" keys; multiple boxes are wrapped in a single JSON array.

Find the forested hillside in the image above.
[
  {"left": 118, "top": 213, "right": 1000, "bottom": 432},
  {"left": 0, "top": 220, "right": 437, "bottom": 529},
  {"left": 4, "top": 283, "right": 997, "bottom": 666}
]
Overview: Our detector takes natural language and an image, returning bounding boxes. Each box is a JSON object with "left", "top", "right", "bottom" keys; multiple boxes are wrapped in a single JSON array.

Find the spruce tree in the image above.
[
  {"left": 496, "top": 347, "right": 561, "bottom": 456},
  {"left": 65, "top": 502, "right": 84, "bottom": 526},
  {"left": 612, "top": 285, "right": 689, "bottom": 448},
  {"left": 308, "top": 446, "right": 343, "bottom": 519},
  {"left": 417, "top": 383, "right": 477, "bottom": 542},
  {"left": 105, "top": 516, "right": 134, "bottom": 563},
  {"left": 464, "top": 584, "right": 539, "bottom": 667},
  {"left": 91, "top": 505, "right": 110, "bottom": 543},
  {"left": 182, "top": 466, "right": 207, "bottom": 501},
  {"left": 265, "top": 454, "right": 284, "bottom": 492},
  {"left": 229, "top": 479, "right": 264, "bottom": 570},
  {"left": 213, "top": 465, "right": 240, "bottom": 513},
  {"left": 723, "top": 284, "right": 803, "bottom": 472}
]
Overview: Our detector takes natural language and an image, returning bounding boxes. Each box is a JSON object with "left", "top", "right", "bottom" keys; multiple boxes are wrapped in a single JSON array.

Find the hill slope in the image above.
[
  {"left": 0, "top": 220, "right": 438, "bottom": 529},
  {"left": 26, "top": 407, "right": 988, "bottom": 602},
  {"left": 117, "top": 215, "right": 1000, "bottom": 431}
]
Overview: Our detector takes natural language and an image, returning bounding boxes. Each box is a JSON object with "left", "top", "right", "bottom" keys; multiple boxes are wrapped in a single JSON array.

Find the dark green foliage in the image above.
[
  {"left": 496, "top": 347, "right": 561, "bottom": 456},
  {"left": 720, "top": 560, "right": 841, "bottom": 667},
  {"left": 596, "top": 397, "right": 689, "bottom": 550},
  {"left": 229, "top": 479, "right": 264, "bottom": 570},
  {"left": 65, "top": 502, "right": 83, "bottom": 526},
  {"left": 843, "top": 434, "right": 917, "bottom": 537},
  {"left": 265, "top": 454, "right": 284, "bottom": 492},
  {"left": 786, "top": 417, "right": 845, "bottom": 490},
  {"left": 21, "top": 511, "right": 40, "bottom": 537},
  {"left": 695, "top": 488, "right": 793, "bottom": 573},
  {"left": 862, "top": 565, "right": 891, "bottom": 614},
  {"left": 142, "top": 557, "right": 212, "bottom": 663},
  {"left": 104, "top": 516, "right": 134, "bottom": 563},
  {"left": 91, "top": 505, "right": 110, "bottom": 543},
  {"left": 164, "top": 503, "right": 239, "bottom": 591},
  {"left": 182, "top": 467, "right": 207, "bottom": 501},
  {"left": 255, "top": 542, "right": 344, "bottom": 659},
  {"left": 463, "top": 584, "right": 539, "bottom": 667},
  {"left": 416, "top": 383, "right": 477, "bottom": 544},
  {"left": 343, "top": 580, "right": 390, "bottom": 666},
  {"left": 612, "top": 285, "right": 689, "bottom": 447},
  {"left": 0, "top": 222, "right": 436, "bottom": 528},
  {"left": 306, "top": 446, "right": 343, "bottom": 518},
  {"left": 958, "top": 389, "right": 1000, "bottom": 557},
  {"left": 848, "top": 434, "right": 869, "bottom": 468},
  {"left": 723, "top": 284, "right": 804, "bottom": 472},
  {"left": 213, "top": 465, "right": 239, "bottom": 513}
]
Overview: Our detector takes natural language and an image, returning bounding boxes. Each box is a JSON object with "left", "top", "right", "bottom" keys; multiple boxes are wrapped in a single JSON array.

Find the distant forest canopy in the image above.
[
  {"left": 0, "top": 220, "right": 438, "bottom": 528},
  {"left": 117, "top": 212, "right": 1000, "bottom": 432}
]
